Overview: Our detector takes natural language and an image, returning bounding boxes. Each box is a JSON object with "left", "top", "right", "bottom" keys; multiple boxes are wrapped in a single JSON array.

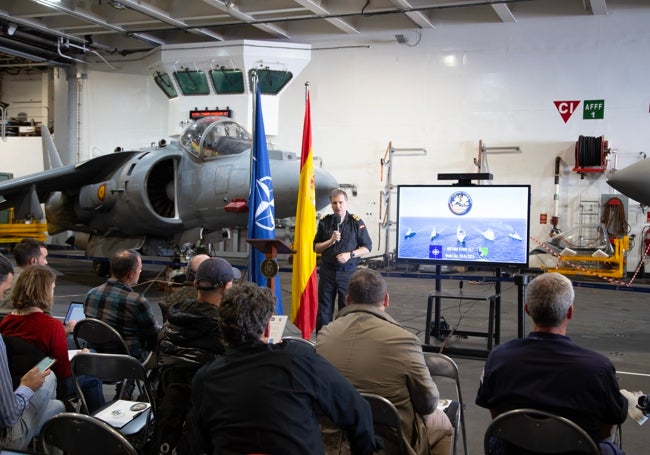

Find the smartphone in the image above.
[{"left": 35, "top": 356, "right": 56, "bottom": 372}]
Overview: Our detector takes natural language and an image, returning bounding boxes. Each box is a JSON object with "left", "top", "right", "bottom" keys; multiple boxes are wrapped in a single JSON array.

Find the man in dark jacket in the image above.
[
  {"left": 191, "top": 282, "right": 377, "bottom": 455},
  {"left": 157, "top": 257, "right": 239, "bottom": 373},
  {"left": 476, "top": 272, "right": 627, "bottom": 454},
  {"left": 153, "top": 257, "right": 240, "bottom": 455}
]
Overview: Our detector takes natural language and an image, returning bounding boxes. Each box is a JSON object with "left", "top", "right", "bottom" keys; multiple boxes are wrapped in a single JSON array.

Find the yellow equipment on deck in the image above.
[
  {"left": 542, "top": 236, "right": 629, "bottom": 279},
  {"left": 0, "top": 209, "right": 47, "bottom": 244}
]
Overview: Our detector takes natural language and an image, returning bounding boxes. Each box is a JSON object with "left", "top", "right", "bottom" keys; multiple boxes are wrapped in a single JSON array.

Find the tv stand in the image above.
[{"left": 423, "top": 266, "right": 502, "bottom": 359}]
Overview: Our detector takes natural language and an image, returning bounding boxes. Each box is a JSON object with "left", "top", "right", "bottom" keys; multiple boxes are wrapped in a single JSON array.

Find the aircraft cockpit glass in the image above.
[
  {"left": 174, "top": 70, "right": 211, "bottom": 95},
  {"left": 180, "top": 117, "right": 252, "bottom": 160}
]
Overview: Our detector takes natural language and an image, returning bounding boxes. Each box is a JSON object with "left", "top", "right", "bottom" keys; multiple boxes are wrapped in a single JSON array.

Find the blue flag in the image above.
[{"left": 247, "top": 85, "right": 282, "bottom": 314}]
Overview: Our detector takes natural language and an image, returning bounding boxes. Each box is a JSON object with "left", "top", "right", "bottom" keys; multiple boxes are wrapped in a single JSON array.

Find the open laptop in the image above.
[
  {"left": 64, "top": 302, "right": 86, "bottom": 359},
  {"left": 63, "top": 301, "right": 86, "bottom": 325}
]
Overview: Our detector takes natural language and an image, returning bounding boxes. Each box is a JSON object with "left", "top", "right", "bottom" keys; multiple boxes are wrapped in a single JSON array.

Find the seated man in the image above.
[
  {"left": 158, "top": 253, "right": 210, "bottom": 322},
  {"left": 84, "top": 249, "right": 161, "bottom": 362},
  {"left": 0, "top": 238, "right": 49, "bottom": 316},
  {"left": 476, "top": 272, "right": 627, "bottom": 454},
  {"left": 0, "top": 254, "right": 65, "bottom": 450},
  {"left": 153, "top": 257, "right": 240, "bottom": 455},
  {"left": 191, "top": 281, "right": 377, "bottom": 454},
  {"left": 316, "top": 268, "right": 454, "bottom": 455}
]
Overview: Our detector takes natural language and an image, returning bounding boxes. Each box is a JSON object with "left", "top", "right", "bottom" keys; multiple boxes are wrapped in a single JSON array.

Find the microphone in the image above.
[{"left": 332, "top": 214, "right": 341, "bottom": 242}]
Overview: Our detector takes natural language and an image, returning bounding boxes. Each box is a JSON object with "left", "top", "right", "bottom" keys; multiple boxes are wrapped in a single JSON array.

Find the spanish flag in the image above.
[{"left": 291, "top": 87, "right": 318, "bottom": 339}]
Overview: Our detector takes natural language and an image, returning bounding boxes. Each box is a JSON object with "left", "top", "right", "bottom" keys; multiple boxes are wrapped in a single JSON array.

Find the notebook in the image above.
[
  {"left": 94, "top": 400, "right": 151, "bottom": 429},
  {"left": 63, "top": 302, "right": 86, "bottom": 325}
]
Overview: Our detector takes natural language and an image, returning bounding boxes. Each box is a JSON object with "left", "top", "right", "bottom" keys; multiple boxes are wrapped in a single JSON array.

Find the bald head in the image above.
[
  {"left": 110, "top": 249, "right": 142, "bottom": 285},
  {"left": 188, "top": 254, "right": 211, "bottom": 282}
]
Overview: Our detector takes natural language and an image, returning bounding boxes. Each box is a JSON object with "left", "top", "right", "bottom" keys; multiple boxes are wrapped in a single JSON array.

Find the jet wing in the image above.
[{"left": 0, "top": 152, "right": 139, "bottom": 218}]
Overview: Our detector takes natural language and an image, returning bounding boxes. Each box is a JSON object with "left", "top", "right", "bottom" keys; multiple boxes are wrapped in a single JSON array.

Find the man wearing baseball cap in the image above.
[
  {"left": 194, "top": 257, "right": 241, "bottom": 292},
  {"left": 154, "top": 257, "right": 241, "bottom": 455}
]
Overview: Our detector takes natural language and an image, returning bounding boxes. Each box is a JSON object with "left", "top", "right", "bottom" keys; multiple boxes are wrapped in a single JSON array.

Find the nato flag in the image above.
[{"left": 247, "top": 84, "right": 282, "bottom": 313}]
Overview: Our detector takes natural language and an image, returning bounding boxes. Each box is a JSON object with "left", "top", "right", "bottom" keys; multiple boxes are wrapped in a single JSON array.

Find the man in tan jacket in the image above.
[{"left": 316, "top": 268, "right": 453, "bottom": 455}]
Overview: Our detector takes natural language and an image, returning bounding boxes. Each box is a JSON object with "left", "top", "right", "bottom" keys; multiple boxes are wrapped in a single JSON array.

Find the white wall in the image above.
[
  {"left": 4, "top": 4, "right": 650, "bottom": 271},
  {"left": 0, "top": 71, "right": 50, "bottom": 127},
  {"left": 76, "top": 69, "right": 170, "bottom": 160},
  {"left": 0, "top": 137, "right": 44, "bottom": 177},
  {"left": 275, "top": 8, "right": 650, "bottom": 270}
]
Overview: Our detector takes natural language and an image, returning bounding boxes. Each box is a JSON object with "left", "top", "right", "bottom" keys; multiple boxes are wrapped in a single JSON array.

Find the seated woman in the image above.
[{"left": 0, "top": 265, "right": 105, "bottom": 412}]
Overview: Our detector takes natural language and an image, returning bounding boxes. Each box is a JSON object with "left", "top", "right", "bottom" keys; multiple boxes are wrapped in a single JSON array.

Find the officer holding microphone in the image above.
[{"left": 313, "top": 189, "right": 372, "bottom": 332}]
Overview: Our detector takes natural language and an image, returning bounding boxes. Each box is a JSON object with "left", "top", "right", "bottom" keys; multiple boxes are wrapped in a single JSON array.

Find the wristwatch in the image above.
[{"left": 350, "top": 251, "right": 355, "bottom": 258}]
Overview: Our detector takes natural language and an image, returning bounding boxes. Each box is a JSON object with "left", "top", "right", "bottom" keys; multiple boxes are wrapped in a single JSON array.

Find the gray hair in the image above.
[
  {"left": 525, "top": 272, "right": 574, "bottom": 327},
  {"left": 329, "top": 188, "right": 348, "bottom": 201}
]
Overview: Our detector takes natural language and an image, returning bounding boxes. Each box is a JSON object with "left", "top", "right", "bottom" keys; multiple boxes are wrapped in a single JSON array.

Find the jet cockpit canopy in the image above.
[{"left": 180, "top": 116, "right": 252, "bottom": 160}]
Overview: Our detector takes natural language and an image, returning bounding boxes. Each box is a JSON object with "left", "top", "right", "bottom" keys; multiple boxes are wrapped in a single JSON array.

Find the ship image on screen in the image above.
[{"left": 396, "top": 185, "right": 531, "bottom": 268}]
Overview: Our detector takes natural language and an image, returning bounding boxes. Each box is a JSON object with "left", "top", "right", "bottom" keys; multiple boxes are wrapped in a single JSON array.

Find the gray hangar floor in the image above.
[{"left": 47, "top": 255, "right": 650, "bottom": 454}]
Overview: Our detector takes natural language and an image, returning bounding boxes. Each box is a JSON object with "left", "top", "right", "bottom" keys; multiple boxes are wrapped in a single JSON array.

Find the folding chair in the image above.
[
  {"left": 40, "top": 412, "right": 138, "bottom": 455},
  {"left": 484, "top": 408, "right": 600, "bottom": 454},
  {"left": 71, "top": 353, "right": 156, "bottom": 450},
  {"left": 423, "top": 352, "right": 468, "bottom": 455},
  {"left": 362, "top": 392, "right": 409, "bottom": 455},
  {"left": 73, "top": 317, "right": 158, "bottom": 397},
  {"left": 72, "top": 318, "right": 129, "bottom": 355}
]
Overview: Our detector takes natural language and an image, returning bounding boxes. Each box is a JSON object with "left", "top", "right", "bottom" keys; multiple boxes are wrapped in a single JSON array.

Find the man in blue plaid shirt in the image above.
[{"left": 84, "top": 249, "right": 161, "bottom": 362}]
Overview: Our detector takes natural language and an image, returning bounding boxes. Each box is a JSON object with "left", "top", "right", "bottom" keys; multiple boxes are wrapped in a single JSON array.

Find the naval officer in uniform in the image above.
[{"left": 313, "top": 188, "right": 372, "bottom": 332}]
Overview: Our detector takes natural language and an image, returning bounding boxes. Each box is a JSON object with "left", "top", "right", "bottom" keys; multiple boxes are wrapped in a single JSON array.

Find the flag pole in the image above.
[{"left": 249, "top": 72, "right": 258, "bottom": 196}]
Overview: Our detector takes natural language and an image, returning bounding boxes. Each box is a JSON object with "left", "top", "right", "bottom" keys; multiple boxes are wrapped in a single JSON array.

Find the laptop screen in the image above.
[{"left": 63, "top": 302, "right": 86, "bottom": 325}]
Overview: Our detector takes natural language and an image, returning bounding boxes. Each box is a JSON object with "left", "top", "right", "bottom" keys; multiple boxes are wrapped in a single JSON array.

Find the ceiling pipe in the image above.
[{"left": 0, "top": 37, "right": 60, "bottom": 61}]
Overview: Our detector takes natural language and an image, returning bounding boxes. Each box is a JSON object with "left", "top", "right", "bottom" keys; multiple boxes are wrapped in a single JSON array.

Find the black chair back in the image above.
[
  {"left": 73, "top": 318, "right": 129, "bottom": 355},
  {"left": 362, "top": 392, "right": 409, "bottom": 455},
  {"left": 484, "top": 408, "right": 600, "bottom": 454},
  {"left": 40, "top": 412, "right": 138, "bottom": 455}
]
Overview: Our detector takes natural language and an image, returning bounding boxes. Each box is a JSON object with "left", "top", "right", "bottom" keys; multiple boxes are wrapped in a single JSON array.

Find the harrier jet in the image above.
[{"left": 0, "top": 117, "right": 338, "bottom": 263}]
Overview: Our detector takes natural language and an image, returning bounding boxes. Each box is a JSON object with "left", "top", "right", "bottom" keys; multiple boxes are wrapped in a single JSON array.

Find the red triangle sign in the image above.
[{"left": 554, "top": 100, "right": 581, "bottom": 123}]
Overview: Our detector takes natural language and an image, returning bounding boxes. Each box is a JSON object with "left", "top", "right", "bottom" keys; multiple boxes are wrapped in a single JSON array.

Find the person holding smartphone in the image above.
[
  {"left": 0, "top": 254, "right": 65, "bottom": 450},
  {"left": 0, "top": 265, "right": 105, "bottom": 412}
]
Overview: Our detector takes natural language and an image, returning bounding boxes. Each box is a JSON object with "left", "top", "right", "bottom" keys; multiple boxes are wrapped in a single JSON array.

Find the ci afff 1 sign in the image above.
[
  {"left": 554, "top": 100, "right": 581, "bottom": 123},
  {"left": 554, "top": 99, "right": 606, "bottom": 123}
]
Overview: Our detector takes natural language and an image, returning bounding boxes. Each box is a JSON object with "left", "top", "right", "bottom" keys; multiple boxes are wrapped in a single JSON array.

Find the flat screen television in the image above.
[{"left": 396, "top": 185, "right": 531, "bottom": 268}]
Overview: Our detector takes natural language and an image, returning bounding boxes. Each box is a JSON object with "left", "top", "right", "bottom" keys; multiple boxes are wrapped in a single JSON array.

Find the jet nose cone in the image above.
[
  {"left": 607, "top": 159, "right": 650, "bottom": 206},
  {"left": 314, "top": 167, "right": 339, "bottom": 210}
]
